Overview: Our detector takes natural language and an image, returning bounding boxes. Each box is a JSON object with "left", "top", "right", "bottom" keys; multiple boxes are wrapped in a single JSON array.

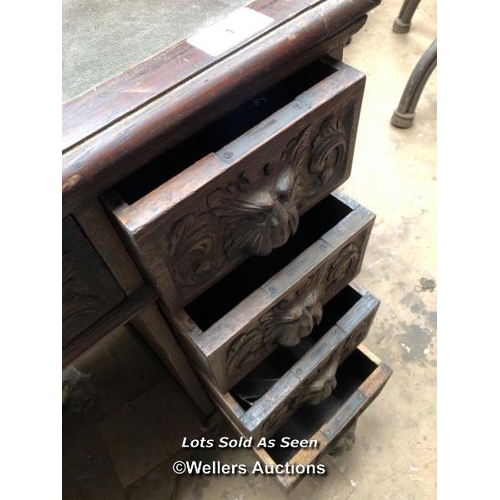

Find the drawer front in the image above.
[
  {"left": 252, "top": 345, "right": 392, "bottom": 492},
  {"left": 62, "top": 217, "right": 125, "bottom": 352},
  {"left": 201, "top": 283, "right": 380, "bottom": 440},
  {"left": 169, "top": 192, "right": 375, "bottom": 392},
  {"left": 106, "top": 59, "right": 365, "bottom": 312}
]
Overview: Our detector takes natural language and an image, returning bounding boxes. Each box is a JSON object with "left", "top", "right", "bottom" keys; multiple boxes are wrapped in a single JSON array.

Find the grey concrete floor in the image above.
[{"left": 63, "top": 0, "right": 437, "bottom": 498}]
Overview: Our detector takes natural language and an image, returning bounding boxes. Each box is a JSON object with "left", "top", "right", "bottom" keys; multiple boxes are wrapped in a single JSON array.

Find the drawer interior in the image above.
[
  {"left": 231, "top": 284, "right": 363, "bottom": 408},
  {"left": 114, "top": 60, "right": 337, "bottom": 204},
  {"left": 267, "top": 348, "right": 377, "bottom": 464},
  {"left": 184, "top": 195, "right": 353, "bottom": 330}
]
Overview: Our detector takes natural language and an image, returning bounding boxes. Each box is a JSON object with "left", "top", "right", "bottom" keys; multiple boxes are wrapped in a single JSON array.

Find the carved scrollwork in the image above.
[
  {"left": 304, "top": 115, "right": 348, "bottom": 196},
  {"left": 290, "top": 234, "right": 363, "bottom": 306},
  {"left": 322, "top": 239, "right": 363, "bottom": 295},
  {"left": 165, "top": 213, "right": 225, "bottom": 287},
  {"left": 338, "top": 315, "right": 373, "bottom": 364},
  {"left": 225, "top": 323, "right": 276, "bottom": 377}
]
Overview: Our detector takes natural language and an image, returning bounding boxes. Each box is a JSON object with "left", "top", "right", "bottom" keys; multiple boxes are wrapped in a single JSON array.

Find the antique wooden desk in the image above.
[{"left": 63, "top": 0, "right": 391, "bottom": 491}]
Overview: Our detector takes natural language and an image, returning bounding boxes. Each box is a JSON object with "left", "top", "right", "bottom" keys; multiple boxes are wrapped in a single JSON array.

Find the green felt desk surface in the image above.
[{"left": 62, "top": 0, "right": 250, "bottom": 102}]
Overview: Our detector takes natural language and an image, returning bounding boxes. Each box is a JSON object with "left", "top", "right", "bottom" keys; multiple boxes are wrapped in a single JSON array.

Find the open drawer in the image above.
[
  {"left": 251, "top": 345, "right": 392, "bottom": 492},
  {"left": 165, "top": 192, "right": 375, "bottom": 392},
  {"left": 201, "top": 282, "right": 380, "bottom": 440},
  {"left": 103, "top": 58, "right": 366, "bottom": 312}
]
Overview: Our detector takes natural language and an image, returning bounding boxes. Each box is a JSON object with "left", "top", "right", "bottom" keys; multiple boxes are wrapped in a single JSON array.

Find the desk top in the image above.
[
  {"left": 62, "top": 0, "right": 380, "bottom": 216},
  {"left": 63, "top": 0, "right": 251, "bottom": 102}
]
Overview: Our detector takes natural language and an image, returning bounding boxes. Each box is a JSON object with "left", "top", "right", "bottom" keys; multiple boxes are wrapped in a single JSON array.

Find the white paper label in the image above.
[{"left": 187, "top": 8, "right": 274, "bottom": 57}]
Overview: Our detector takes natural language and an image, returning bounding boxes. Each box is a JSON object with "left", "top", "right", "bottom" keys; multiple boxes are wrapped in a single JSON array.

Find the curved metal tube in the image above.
[{"left": 391, "top": 39, "right": 437, "bottom": 129}]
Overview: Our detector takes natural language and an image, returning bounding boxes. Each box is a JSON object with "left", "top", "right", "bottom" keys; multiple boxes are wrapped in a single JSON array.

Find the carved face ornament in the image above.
[
  {"left": 266, "top": 288, "right": 324, "bottom": 347},
  {"left": 226, "top": 287, "right": 323, "bottom": 378},
  {"left": 208, "top": 166, "right": 300, "bottom": 259},
  {"left": 165, "top": 115, "right": 350, "bottom": 296}
]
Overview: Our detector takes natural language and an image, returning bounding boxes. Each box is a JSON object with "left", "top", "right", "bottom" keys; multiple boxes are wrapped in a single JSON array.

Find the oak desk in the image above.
[{"left": 62, "top": 0, "right": 391, "bottom": 491}]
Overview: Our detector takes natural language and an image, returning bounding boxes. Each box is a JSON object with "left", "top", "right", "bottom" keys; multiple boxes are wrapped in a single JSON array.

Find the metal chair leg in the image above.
[
  {"left": 393, "top": 0, "right": 422, "bottom": 34},
  {"left": 391, "top": 39, "right": 437, "bottom": 129}
]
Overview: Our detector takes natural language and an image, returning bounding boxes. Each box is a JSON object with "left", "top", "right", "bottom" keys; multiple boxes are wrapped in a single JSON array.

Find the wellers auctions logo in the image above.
[{"left": 172, "top": 460, "right": 327, "bottom": 476}]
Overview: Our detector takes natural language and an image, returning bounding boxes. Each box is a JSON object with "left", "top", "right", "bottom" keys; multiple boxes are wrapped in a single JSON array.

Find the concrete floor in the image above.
[{"left": 63, "top": 0, "right": 437, "bottom": 498}]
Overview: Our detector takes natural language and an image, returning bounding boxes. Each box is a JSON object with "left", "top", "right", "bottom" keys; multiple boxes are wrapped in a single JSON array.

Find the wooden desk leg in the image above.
[{"left": 132, "top": 303, "right": 214, "bottom": 419}]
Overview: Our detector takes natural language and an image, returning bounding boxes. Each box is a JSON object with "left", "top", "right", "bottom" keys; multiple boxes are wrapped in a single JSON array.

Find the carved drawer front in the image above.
[
  {"left": 104, "top": 58, "right": 366, "bottom": 312},
  {"left": 251, "top": 345, "right": 392, "bottom": 493},
  {"left": 201, "top": 282, "right": 379, "bottom": 440},
  {"left": 62, "top": 217, "right": 125, "bottom": 356},
  {"left": 166, "top": 192, "right": 375, "bottom": 392}
]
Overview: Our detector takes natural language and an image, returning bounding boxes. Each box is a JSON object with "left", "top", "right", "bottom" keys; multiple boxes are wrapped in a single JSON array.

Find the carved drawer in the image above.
[
  {"left": 166, "top": 192, "right": 375, "bottom": 392},
  {"left": 201, "top": 282, "right": 380, "bottom": 440},
  {"left": 251, "top": 345, "right": 392, "bottom": 492},
  {"left": 104, "top": 58, "right": 366, "bottom": 312}
]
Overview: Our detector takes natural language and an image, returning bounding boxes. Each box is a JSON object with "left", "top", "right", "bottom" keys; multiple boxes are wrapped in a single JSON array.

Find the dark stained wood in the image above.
[
  {"left": 328, "top": 44, "right": 344, "bottom": 61},
  {"left": 62, "top": 286, "right": 157, "bottom": 367},
  {"left": 251, "top": 344, "right": 393, "bottom": 492},
  {"left": 242, "top": 291, "right": 380, "bottom": 437},
  {"left": 105, "top": 59, "right": 366, "bottom": 312},
  {"left": 62, "top": 1, "right": 375, "bottom": 216},
  {"left": 74, "top": 199, "right": 145, "bottom": 294},
  {"left": 62, "top": 0, "right": 376, "bottom": 149},
  {"left": 199, "top": 284, "right": 379, "bottom": 440},
  {"left": 62, "top": 0, "right": 330, "bottom": 149},
  {"left": 61, "top": 3, "right": 391, "bottom": 485},
  {"left": 63, "top": 216, "right": 126, "bottom": 347},
  {"left": 168, "top": 192, "right": 375, "bottom": 392},
  {"left": 73, "top": 199, "right": 214, "bottom": 418},
  {"left": 131, "top": 303, "right": 214, "bottom": 419}
]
